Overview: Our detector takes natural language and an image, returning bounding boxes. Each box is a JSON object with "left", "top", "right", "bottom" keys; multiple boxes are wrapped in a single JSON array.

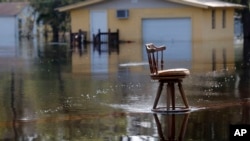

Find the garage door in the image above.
[{"left": 142, "top": 18, "right": 192, "bottom": 63}]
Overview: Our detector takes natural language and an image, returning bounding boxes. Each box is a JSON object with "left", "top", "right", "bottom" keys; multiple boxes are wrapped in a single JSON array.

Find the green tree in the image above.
[
  {"left": 241, "top": 0, "right": 250, "bottom": 38},
  {"left": 223, "top": 0, "right": 250, "bottom": 38},
  {"left": 30, "top": 0, "right": 83, "bottom": 42}
]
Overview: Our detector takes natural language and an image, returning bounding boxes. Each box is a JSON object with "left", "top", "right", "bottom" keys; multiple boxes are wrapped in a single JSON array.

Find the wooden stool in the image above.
[{"left": 145, "top": 43, "right": 190, "bottom": 112}]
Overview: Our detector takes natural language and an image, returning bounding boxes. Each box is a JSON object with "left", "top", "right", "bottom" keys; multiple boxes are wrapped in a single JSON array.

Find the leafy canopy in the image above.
[{"left": 29, "top": 0, "right": 83, "bottom": 41}]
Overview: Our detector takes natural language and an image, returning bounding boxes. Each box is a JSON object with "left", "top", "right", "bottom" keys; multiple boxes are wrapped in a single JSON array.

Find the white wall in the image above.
[{"left": 0, "top": 16, "right": 18, "bottom": 47}]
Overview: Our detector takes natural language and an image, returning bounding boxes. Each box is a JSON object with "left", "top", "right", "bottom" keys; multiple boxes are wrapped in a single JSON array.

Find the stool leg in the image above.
[
  {"left": 171, "top": 83, "right": 175, "bottom": 110},
  {"left": 166, "top": 83, "right": 171, "bottom": 110},
  {"left": 153, "top": 82, "right": 163, "bottom": 109},
  {"left": 178, "top": 82, "right": 189, "bottom": 108}
]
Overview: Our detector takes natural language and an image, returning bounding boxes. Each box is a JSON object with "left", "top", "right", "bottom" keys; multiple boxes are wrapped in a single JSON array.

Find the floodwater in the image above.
[{"left": 0, "top": 38, "right": 249, "bottom": 141}]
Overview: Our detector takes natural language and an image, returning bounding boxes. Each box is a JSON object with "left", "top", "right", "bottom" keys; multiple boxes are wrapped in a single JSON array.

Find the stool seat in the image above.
[{"left": 151, "top": 68, "right": 190, "bottom": 80}]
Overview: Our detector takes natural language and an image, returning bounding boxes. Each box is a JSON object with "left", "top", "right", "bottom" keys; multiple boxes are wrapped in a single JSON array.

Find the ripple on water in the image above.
[{"left": 108, "top": 103, "right": 206, "bottom": 114}]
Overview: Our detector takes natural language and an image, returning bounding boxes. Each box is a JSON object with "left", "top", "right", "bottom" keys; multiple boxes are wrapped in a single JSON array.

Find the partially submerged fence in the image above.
[
  {"left": 93, "top": 29, "right": 119, "bottom": 46},
  {"left": 70, "top": 29, "right": 120, "bottom": 48},
  {"left": 70, "top": 30, "right": 87, "bottom": 48}
]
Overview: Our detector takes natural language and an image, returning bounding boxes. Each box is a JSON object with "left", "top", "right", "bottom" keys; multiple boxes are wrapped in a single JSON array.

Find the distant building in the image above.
[
  {"left": 57, "top": 0, "right": 244, "bottom": 72},
  {"left": 57, "top": 0, "right": 244, "bottom": 43},
  {"left": 0, "top": 2, "right": 39, "bottom": 47}
]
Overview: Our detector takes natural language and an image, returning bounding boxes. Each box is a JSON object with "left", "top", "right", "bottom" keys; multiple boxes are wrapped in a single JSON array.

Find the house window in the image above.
[
  {"left": 212, "top": 10, "right": 216, "bottom": 29},
  {"left": 222, "top": 10, "right": 226, "bottom": 28}
]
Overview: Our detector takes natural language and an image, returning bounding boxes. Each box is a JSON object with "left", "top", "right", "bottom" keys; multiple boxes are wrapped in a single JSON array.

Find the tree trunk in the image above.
[
  {"left": 52, "top": 25, "right": 59, "bottom": 42},
  {"left": 241, "top": 0, "right": 250, "bottom": 67},
  {"left": 241, "top": 0, "right": 250, "bottom": 39}
]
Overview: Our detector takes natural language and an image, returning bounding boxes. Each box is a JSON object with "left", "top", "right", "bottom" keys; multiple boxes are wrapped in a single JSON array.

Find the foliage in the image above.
[
  {"left": 29, "top": 0, "right": 83, "bottom": 42},
  {"left": 0, "top": 0, "right": 29, "bottom": 2}
]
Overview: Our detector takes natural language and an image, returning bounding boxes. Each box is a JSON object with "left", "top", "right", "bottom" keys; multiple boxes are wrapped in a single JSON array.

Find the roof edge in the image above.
[
  {"left": 167, "top": 0, "right": 209, "bottom": 8},
  {"left": 56, "top": 0, "right": 245, "bottom": 12},
  {"left": 0, "top": 2, "right": 30, "bottom": 16},
  {"left": 56, "top": 0, "right": 104, "bottom": 12},
  {"left": 168, "top": 0, "right": 245, "bottom": 9}
]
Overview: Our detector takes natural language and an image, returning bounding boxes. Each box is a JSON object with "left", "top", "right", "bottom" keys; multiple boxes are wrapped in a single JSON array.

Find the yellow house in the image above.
[
  {"left": 57, "top": 0, "right": 243, "bottom": 43},
  {"left": 57, "top": 0, "right": 244, "bottom": 73}
]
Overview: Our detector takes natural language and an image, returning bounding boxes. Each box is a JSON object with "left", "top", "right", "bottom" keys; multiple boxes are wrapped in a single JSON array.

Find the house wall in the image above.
[
  {"left": 70, "top": 6, "right": 235, "bottom": 42},
  {"left": 0, "top": 16, "right": 17, "bottom": 47},
  {"left": 108, "top": 7, "right": 203, "bottom": 42},
  {"left": 201, "top": 8, "right": 235, "bottom": 41},
  {"left": 71, "top": 0, "right": 158, "bottom": 32}
]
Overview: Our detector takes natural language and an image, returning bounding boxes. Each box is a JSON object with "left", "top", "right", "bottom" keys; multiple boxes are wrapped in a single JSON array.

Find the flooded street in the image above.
[{"left": 0, "top": 38, "right": 249, "bottom": 141}]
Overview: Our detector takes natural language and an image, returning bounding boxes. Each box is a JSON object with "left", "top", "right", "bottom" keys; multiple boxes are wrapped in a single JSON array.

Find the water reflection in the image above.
[
  {"left": 71, "top": 40, "right": 236, "bottom": 75},
  {"left": 239, "top": 38, "right": 250, "bottom": 124},
  {"left": 0, "top": 38, "right": 249, "bottom": 140},
  {"left": 10, "top": 70, "right": 38, "bottom": 140},
  {"left": 71, "top": 43, "right": 145, "bottom": 74},
  {"left": 192, "top": 40, "right": 235, "bottom": 72},
  {"left": 154, "top": 113, "right": 189, "bottom": 141},
  {"left": 0, "top": 35, "right": 19, "bottom": 50}
]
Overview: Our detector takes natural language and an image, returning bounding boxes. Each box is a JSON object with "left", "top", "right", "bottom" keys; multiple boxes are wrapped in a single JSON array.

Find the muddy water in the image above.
[{"left": 0, "top": 39, "right": 249, "bottom": 140}]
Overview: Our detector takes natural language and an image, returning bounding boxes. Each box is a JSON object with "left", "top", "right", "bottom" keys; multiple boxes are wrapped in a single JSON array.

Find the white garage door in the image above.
[
  {"left": 142, "top": 18, "right": 192, "bottom": 63},
  {"left": 0, "top": 17, "right": 16, "bottom": 47}
]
